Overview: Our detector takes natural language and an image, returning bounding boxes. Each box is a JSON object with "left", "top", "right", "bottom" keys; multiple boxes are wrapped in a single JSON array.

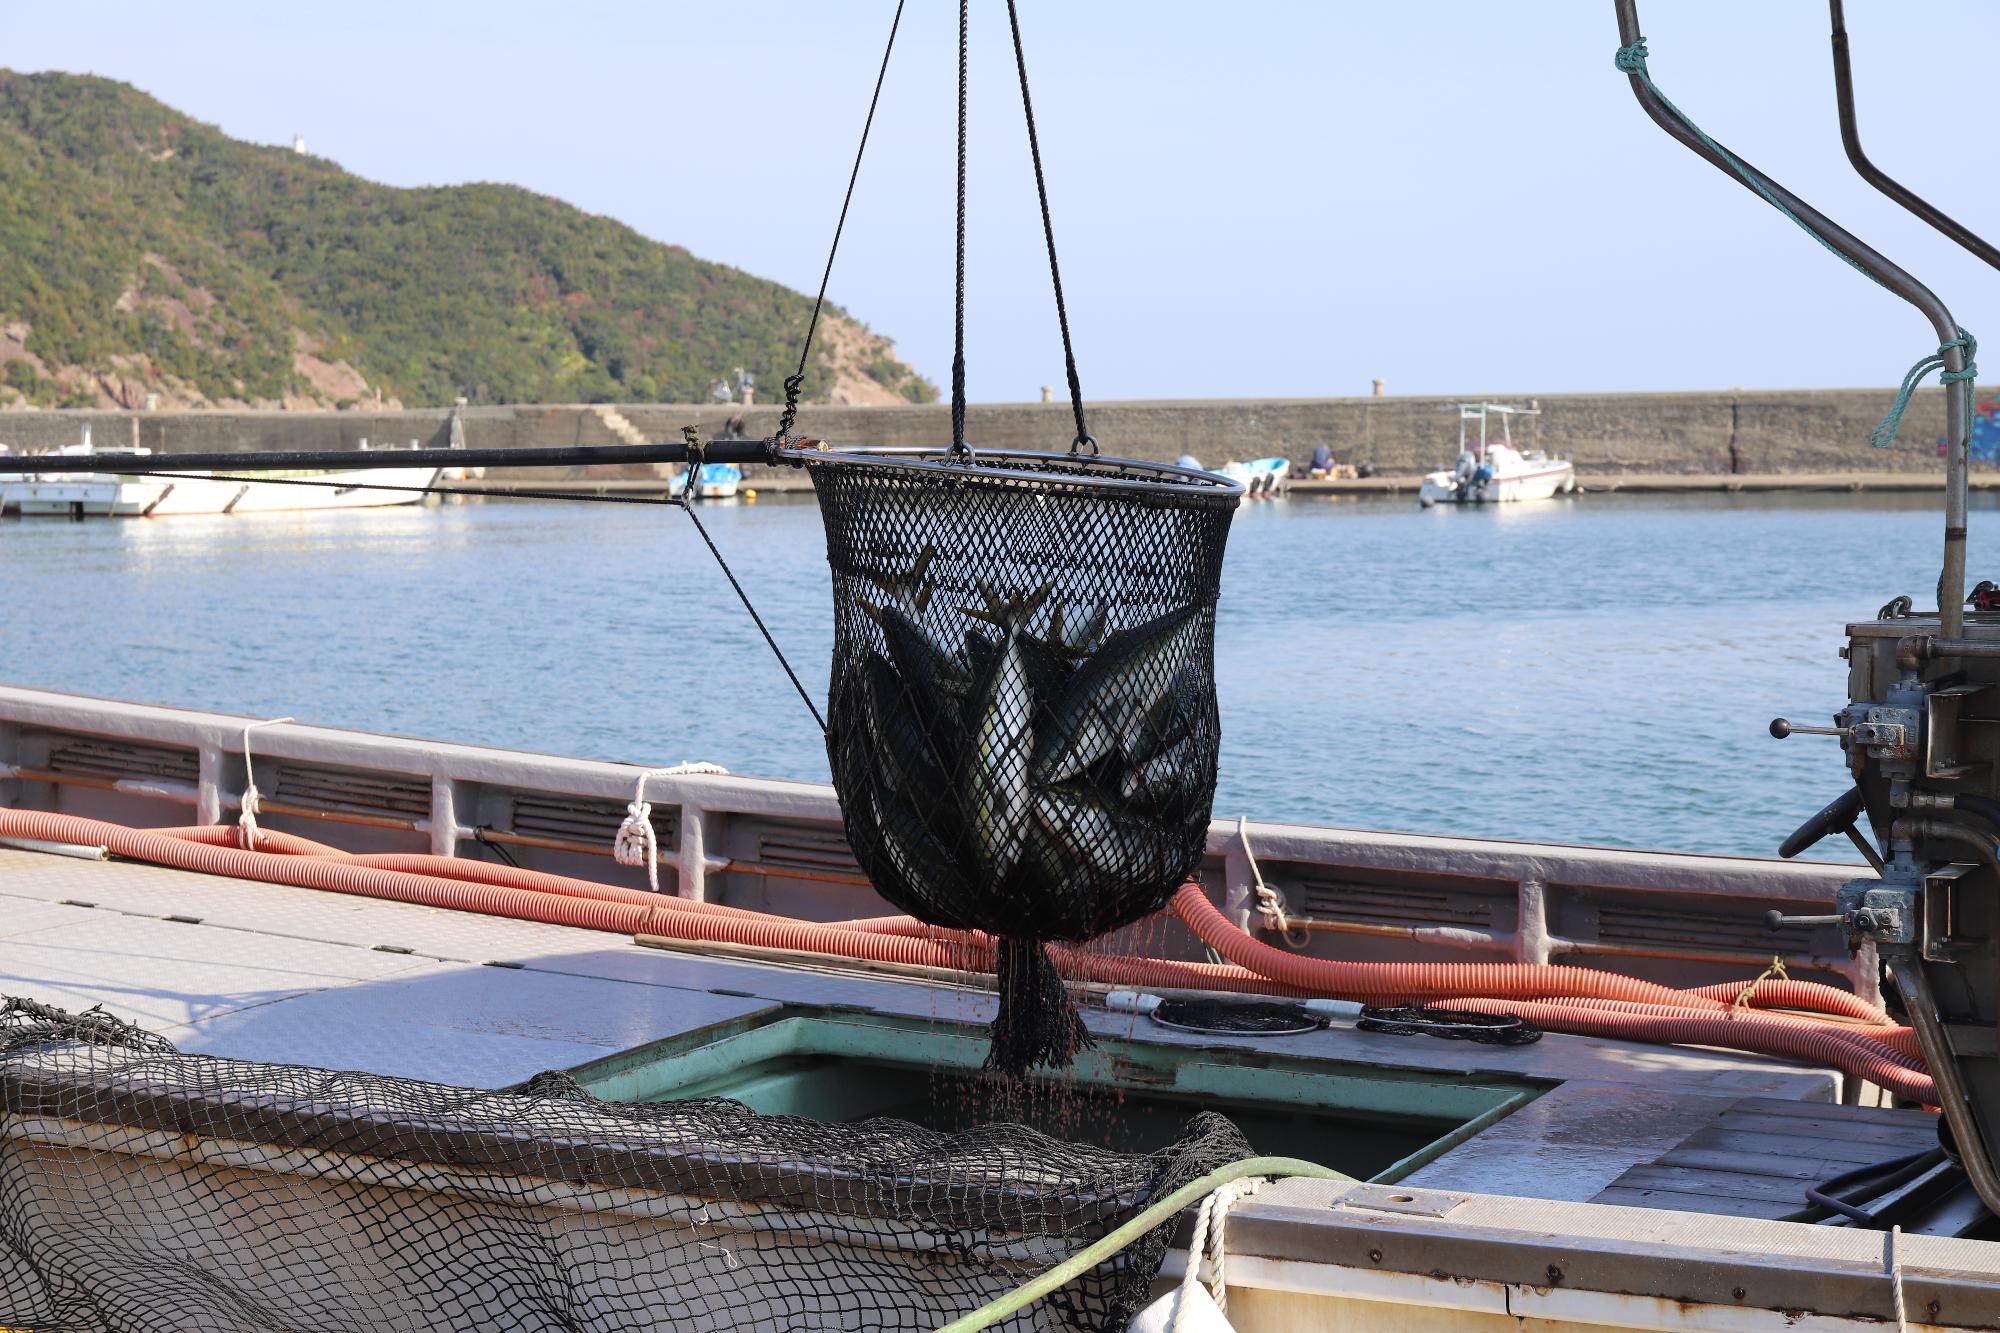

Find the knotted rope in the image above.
[
  {"left": 235, "top": 717, "right": 294, "bottom": 850},
  {"left": 1614, "top": 38, "right": 1976, "bottom": 452},
  {"left": 1874, "top": 331, "right": 1979, "bottom": 449},
  {"left": 1170, "top": 1175, "right": 1266, "bottom": 1332},
  {"left": 1729, "top": 952, "right": 1790, "bottom": 1016},
  {"left": 613, "top": 763, "right": 727, "bottom": 893},
  {"left": 1237, "top": 816, "right": 1309, "bottom": 950}
]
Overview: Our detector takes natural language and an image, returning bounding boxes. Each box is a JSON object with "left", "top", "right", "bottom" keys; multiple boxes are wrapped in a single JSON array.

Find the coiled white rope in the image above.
[
  {"left": 235, "top": 717, "right": 294, "bottom": 849},
  {"left": 613, "top": 763, "right": 727, "bottom": 892},
  {"left": 1237, "top": 815, "right": 1309, "bottom": 949},
  {"left": 1171, "top": 1175, "right": 1266, "bottom": 1332}
]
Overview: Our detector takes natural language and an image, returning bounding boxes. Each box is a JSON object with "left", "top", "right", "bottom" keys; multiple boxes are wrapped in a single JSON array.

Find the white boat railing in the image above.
[{"left": 0, "top": 684, "right": 1872, "bottom": 996}]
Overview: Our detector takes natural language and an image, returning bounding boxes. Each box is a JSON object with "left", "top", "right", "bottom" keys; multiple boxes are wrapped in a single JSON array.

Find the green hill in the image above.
[{"left": 0, "top": 70, "right": 934, "bottom": 411}]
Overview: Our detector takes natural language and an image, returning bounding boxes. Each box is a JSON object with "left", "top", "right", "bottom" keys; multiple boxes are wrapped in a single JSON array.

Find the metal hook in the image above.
[
  {"left": 1070, "top": 432, "right": 1099, "bottom": 458},
  {"left": 1613, "top": 0, "right": 1973, "bottom": 635},
  {"left": 1829, "top": 0, "right": 2000, "bottom": 274}
]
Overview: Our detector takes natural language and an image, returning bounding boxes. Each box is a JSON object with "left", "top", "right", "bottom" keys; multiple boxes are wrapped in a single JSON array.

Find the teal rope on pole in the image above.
[
  {"left": 1613, "top": 38, "right": 1977, "bottom": 451},
  {"left": 1874, "top": 331, "right": 1978, "bottom": 450}
]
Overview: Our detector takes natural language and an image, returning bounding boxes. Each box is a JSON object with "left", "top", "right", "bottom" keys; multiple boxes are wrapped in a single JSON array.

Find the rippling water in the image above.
[{"left": 2, "top": 490, "right": 1976, "bottom": 856}]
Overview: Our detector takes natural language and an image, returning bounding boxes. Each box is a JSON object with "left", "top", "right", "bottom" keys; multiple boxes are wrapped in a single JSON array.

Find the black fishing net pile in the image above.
[
  {"left": 810, "top": 453, "right": 1238, "bottom": 1073},
  {"left": 0, "top": 997, "right": 1251, "bottom": 1332}
]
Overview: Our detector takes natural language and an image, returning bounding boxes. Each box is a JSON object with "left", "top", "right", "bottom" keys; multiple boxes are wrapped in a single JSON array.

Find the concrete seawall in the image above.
[{"left": 1, "top": 387, "right": 1990, "bottom": 481}]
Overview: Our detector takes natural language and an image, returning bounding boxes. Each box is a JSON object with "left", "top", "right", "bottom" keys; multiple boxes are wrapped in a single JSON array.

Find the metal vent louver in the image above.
[
  {"left": 510, "top": 794, "right": 677, "bottom": 851},
  {"left": 1294, "top": 874, "right": 1502, "bottom": 930},
  {"left": 1594, "top": 901, "right": 1823, "bottom": 960},
  {"left": 751, "top": 823, "right": 864, "bottom": 877},
  {"left": 270, "top": 762, "right": 429, "bottom": 824},
  {"left": 43, "top": 735, "right": 199, "bottom": 786}
]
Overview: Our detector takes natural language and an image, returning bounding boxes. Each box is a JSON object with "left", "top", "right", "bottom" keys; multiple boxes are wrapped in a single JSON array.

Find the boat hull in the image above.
[
  {"left": 1419, "top": 460, "right": 1576, "bottom": 506},
  {"left": 2, "top": 465, "right": 441, "bottom": 516}
]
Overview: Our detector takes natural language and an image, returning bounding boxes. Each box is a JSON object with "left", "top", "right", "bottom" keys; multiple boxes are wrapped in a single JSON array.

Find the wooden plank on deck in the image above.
[{"left": 1591, "top": 1096, "right": 1940, "bottom": 1220}]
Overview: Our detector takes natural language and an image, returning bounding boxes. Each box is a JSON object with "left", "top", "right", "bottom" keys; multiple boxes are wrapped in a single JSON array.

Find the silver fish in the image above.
[
  {"left": 1031, "top": 785, "right": 1163, "bottom": 889},
  {"left": 962, "top": 625, "right": 1034, "bottom": 883},
  {"left": 960, "top": 576, "right": 1056, "bottom": 630},
  {"left": 1119, "top": 731, "right": 1200, "bottom": 812},
  {"left": 1031, "top": 607, "right": 1202, "bottom": 787},
  {"left": 879, "top": 605, "right": 970, "bottom": 718},
  {"left": 867, "top": 781, "right": 965, "bottom": 918},
  {"left": 855, "top": 544, "right": 939, "bottom": 620},
  {"left": 861, "top": 653, "right": 945, "bottom": 800},
  {"left": 1034, "top": 600, "right": 1110, "bottom": 660}
]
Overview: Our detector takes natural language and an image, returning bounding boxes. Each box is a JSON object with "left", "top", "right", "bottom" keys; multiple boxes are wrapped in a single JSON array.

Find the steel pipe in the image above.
[
  {"left": 1614, "top": 0, "right": 1973, "bottom": 634},
  {"left": 1829, "top": 0, "right": 2000, "bottom": 274}
]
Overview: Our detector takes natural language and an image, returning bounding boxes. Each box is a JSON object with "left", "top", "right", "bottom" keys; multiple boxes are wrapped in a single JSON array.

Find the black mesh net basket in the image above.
[{"left": 806, "top": 447, "right": 1242, "bottom": 1074}]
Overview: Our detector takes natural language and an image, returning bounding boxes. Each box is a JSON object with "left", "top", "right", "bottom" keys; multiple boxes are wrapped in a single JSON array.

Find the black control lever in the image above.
[{"left": 1777, "top": 786, "right": 1882, "bottom": 870}]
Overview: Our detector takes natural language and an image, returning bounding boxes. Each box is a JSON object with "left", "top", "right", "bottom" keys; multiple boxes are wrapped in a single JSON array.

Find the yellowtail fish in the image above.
[{"left": 1031, "top": 606, "right": 1202, "bottom": 787}]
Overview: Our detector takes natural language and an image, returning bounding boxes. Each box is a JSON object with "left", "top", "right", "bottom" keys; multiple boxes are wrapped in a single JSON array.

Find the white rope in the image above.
[
  {"left": 1171, "top": 1175, "right": 1265, "bottom": 1332},
  {"left": 613, "top": 763, "right": 727, "bottom": 892},
  {"left": 1237, "top": 815, "right": 1309, "bottom": 949},
  {"left": 235, "top": 717, "right": 293, "bottom": 849},
  {"left": 1887, "top": 1224, "right": 1909, "bottom": 1333}
]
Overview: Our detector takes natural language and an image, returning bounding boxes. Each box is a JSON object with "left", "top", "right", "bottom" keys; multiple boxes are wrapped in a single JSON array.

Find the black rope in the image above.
[
  {"left": 774, "top": 0, "right": 908, "bottom": 447},
  {"left": 472, "top": 826, "right": 522, "bottom": 868},
  {"left": 950, "top": 0, "right": 970, "bottom": 456},
  {"left": 677, "top": 427, "right": 828, "bottom": 735},
  {"left": 1004, "top": 0, "right": 1091, "bottom": 454},
  {"left": 127, "top": 451, "right": 829, "bottom": 737}
]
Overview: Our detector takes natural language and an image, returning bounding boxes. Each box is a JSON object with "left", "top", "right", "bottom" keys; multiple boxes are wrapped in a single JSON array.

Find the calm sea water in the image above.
[{"left": 1, "top": 490, "right": 1977, "bottom": 857}]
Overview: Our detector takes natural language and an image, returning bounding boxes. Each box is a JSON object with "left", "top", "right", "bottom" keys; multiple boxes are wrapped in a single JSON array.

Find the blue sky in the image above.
[{"left": 6, "top": 2, "right": 1995, "bottom": 402}]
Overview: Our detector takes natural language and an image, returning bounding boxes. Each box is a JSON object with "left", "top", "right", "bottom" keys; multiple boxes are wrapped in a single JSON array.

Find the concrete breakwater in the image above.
[{"left": 0, "top": 386, "right": 1989, "bottom": 482}]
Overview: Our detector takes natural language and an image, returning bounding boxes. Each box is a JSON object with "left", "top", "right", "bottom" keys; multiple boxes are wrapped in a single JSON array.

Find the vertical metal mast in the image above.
[{"left": 1613, "top": 0, "right": 1973, "bottom": 634}]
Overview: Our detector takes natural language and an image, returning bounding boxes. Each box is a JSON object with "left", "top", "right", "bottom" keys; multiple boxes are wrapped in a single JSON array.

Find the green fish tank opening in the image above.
[{"left": 568, "top": 1008, "right": 1543, "bottom": 1183}]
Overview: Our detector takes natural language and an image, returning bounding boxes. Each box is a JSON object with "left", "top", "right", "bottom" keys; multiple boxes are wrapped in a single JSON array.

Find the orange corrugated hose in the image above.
[{"left": 0, "top": 809, "right": 1928, "bottom": 1099}]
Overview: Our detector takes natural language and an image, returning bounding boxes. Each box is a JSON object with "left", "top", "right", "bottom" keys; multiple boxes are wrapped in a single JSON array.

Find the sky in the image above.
[{"left": 5, "top": 1, "right": 1996, "bottom": 403}]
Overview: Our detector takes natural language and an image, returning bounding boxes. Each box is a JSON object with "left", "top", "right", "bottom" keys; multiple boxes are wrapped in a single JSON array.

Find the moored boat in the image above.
[
  {"left": 0, "top": 437, "right": 443, "bottom": 517},
  {"left": 1218, "top": 456, "right": 1289, "bottom": 498},
  {"left": 1418, "top": 403, "right": 1575, "bottom": 507},
  {"left": 669, "top": 461, "right": 743, "bottom": 499}
]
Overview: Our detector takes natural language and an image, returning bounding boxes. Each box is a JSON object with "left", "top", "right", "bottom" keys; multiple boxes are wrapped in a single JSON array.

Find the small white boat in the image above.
[
  {"left": 1, "top": 439, "right": 158, "bottom": 517},
  {"left": 1, "top": 436, "right": 441, "bottom": 517},
  {"left": 1219, "top": 456, "right": 1289, "bottom": 498},
  {"left": 1418, "top": 403, "right": 1574, "bottom": 507},
  {"left": 670, "top": 463, "right": 743, "bottom": 500}
]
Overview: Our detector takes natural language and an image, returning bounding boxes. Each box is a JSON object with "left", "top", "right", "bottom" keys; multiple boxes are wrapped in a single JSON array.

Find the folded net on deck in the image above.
[{"left": 0, "top": 997, "right": 1248, "bottom": 1333}]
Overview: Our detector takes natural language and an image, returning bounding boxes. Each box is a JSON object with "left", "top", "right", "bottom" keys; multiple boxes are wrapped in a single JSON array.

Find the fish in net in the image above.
[
  {"left": 0, "top": 996, "right": 1251, "bottom": 1332},
  {"left": 807, "top": 449, "right": 1240, "bottom": 1074}
]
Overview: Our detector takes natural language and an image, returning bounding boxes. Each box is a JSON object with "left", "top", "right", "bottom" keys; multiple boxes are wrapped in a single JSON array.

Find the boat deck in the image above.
[
  {"left": 0, "top": 845, "right": 1845, "bottom": 1199},
  {"left": 8, "top": 850, "right": 2000, "bottom": 1327}
]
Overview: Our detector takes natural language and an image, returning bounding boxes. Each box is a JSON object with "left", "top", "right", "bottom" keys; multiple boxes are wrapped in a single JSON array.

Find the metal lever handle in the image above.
[
  {"left": 1770, "top": 717, "right": 1847, "bottom": 739},
  {"left": 1777, "top": 786, "right": 1882, "bottom": 871},
  {"left": 1765, "top": 910, "right": 1847, "bottom": 930}
]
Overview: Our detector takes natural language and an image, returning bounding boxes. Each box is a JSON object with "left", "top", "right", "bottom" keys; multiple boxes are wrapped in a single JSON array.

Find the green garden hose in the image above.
[{"left": 934, "top": 1156, "right": 1353, "bottom": 1333}]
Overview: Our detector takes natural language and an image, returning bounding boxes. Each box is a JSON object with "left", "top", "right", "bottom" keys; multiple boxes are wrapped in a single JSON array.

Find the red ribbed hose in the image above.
[
  {"left": 1437, "top": 998, "right": 1935, "bottom": 1103},
  {"left": 0, "top": 809, "right": 1921, "bottom": 1094}
]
